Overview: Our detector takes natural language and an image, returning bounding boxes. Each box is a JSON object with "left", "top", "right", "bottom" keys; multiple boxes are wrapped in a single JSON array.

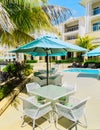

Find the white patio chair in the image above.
[
  {"left": 55, "top": 96, "right": 90, "bottom": 130},
  {"left": 34, "top": 76, "right": 47, "bottom": 86},
  {"left": 19, "top": 96, "right": 52, "bottom": 130},
  {"left": 26, "top": 82, "right": 40, "bottom": 95},
  {"left": 62, "top": 82, "right": 77, "bottom": 92},
  {"left": 26, "top": 82, "right": 46, "bottom": 103},
  {"left": 49, "top": 74, "right": 62, "bottom": 86},
  {"left": 59, "top": 82, "right": 77, "bottom": 104}
]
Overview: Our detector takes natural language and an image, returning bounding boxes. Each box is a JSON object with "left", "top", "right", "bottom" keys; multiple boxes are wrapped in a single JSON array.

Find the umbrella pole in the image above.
[{"left": 46, "top": 53, "right": 49, "bottom": 85}]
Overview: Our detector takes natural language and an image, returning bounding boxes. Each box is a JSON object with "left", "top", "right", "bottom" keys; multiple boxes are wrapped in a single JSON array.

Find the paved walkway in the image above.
[{"left": 0, "top": 71, "right": 100, "bottom": 130}]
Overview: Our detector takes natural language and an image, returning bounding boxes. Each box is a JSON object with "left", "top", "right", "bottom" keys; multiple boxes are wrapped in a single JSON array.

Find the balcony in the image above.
[
  {"left": 64, "top": 35, "right": 78, "bottom": 41},
  {"left": 64, "top": 25, "right": 78, "bottom": 33}
]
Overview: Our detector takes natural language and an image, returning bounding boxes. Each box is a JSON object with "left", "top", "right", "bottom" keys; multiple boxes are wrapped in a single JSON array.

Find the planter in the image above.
[{"left": 0, "top": 74, "right": 33, "bottom": 115}]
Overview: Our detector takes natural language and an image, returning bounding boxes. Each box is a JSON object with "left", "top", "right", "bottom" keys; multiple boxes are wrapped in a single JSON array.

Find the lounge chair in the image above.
[
  {"left": 19, "top": 96, "right": 52, "bottom": 130},
  {"left": 55, "top": 96, "right": 90, "bottom": 130}
]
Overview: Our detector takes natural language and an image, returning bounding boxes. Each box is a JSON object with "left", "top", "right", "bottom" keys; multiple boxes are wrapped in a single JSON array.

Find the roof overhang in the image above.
[{"left": 79, "top": 0, "right": 91, "bottom": 7}]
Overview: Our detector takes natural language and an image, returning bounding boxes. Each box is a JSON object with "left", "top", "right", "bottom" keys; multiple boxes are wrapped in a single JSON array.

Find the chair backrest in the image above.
[
  {"left": 56, "top": 97, "right": 89, "bottom": 122},
  {"left": 19, "top": 96, "right": 38, "bottom": 109},
  {"left": 49, "top": 74, "right": 62, "bottom": 86},
  {"left": 34, "top": 76, "right": 47, "bottom": 86},
  {"left": 62, "top": 82, "right": 77, "bottom": 92},
  {"left": 71, "top": 97, "right": 89, "bottom": 121},
  {"left": 68, "top": 96, "right": 81, "bottom": 106},
  {"left": 19, "top": 96, "right": 52, "bottom": 119},
  {"left": 26, "top": 82, "right": 40, "bottom": 94}
]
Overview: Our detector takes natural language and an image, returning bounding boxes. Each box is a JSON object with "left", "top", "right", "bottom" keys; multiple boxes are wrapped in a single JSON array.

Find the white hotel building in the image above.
[
  {"left": 54, "top": 0, "right": 100, "bottom": 60},
  {"left": 81, "top": 0, "right": 100, "bottom": 45},
  {"left": 61, "top": 0, "right": 100, "bottom": 45}
]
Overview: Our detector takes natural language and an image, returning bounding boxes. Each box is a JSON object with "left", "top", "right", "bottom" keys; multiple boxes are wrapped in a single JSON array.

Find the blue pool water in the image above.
[{"left": 64, "top": 68, "right": 99, "bottom": 74}]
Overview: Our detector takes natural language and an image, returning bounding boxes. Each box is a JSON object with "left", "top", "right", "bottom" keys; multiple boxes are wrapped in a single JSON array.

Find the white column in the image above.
[
  {"left": 62, "top": 23, "right": 65, "bottom": 41},
  {"left": 85, "top": 2, "right": 92, "bottom": 33},
  {"left": 57, "top": 56, "right": 61, "bottom": 60}
]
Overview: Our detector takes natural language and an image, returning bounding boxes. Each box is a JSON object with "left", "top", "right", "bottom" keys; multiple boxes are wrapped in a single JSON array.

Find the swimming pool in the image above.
[{"left": 64, "top": 68, "right": 100, "bottom": 75}]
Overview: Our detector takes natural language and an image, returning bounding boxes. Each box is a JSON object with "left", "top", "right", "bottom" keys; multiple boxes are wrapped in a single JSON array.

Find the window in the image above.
[
  {"left": 93, "top": 7, "right": 100, "bottom": 15},
  {"left": 93, "top": 22, "right": 100, "bottom": 31}
]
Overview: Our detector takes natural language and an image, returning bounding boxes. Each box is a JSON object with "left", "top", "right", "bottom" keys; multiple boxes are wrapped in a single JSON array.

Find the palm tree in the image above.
[
  {"left": 76, "top": 35, "right": 98, "bottom": 50},
  {"left": 0, "top": 0, "right": 72, "bottom": 47},
  {"left": 76, "top": 35, "right": 98, "bottom": 61}
]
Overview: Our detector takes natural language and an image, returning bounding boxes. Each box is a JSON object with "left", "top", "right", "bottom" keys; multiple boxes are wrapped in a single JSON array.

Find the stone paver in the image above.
[{"left": 0, "top": 71, "right": 100, "bottom": 130}]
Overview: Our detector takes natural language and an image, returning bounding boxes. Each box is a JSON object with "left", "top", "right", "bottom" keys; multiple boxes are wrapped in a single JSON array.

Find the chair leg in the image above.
[
  {"left": 55, "top": 112, "right": 61, "bottom": 130},
  {"left": 68, "top": 122, "right": 77, "bottom": 130},
  {"left": 32, "top": 119, "right": 35, "bottom": 130},
  {"left": 21, "top": 115, "right": 25, "bottom": 127},
  {"left": 75, "top": 125, "right": 78, "bottom": 130},
  {"left": 78, "top": 112, "right": 88, "bottom": 128}
]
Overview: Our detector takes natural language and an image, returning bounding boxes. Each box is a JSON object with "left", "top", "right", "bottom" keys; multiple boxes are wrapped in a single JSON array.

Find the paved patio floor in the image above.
[{"left": 0, "top": 71, "right": 100, "bottom": 130}]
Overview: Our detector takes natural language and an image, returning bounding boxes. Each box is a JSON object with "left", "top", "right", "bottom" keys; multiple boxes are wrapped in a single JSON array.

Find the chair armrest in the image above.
[
  {"left": 38, "top": 101, "right": 51, "bottom": 108},
  {"left": 56, "top": 102, "right": 71, "bottom": 110}
]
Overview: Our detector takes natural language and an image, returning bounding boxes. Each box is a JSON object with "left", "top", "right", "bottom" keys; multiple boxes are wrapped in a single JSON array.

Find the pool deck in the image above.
[{"left": 0, "top": 70, "right": 100, "bottom": 130}]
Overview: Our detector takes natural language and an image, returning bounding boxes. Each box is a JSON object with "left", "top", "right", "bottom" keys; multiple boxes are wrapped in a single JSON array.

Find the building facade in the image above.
[
  {"left": 80, "top": 0, "right": 100, "bottom": 45},
  {"left": 61, "top": 17, "right": 85, "bottom": 44},
  {"left": 61, "top": 0, "right": 100, "bottom": 45},
  {"left": 57, "top": 0, "right": 100, "bottom": 59}
]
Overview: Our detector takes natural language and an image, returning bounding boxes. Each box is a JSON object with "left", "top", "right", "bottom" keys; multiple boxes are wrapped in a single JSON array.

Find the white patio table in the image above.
[
  {"left": 30, "top": 84, "right": 73, "bottom": 101},
  {"left": 30, "top": 84, "right": 74, "bottom": 123}
]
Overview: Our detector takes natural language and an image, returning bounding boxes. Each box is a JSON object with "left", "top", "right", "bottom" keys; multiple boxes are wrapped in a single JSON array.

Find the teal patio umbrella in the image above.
[
  {"left": 11, "top": 35, "right": 87, "bottom": 85},
  {"left": 83, "top": 46, "right": 100, "bottom": 57},
  {"left": 25, "top": 50, "right": 67, "bottom": 57}
]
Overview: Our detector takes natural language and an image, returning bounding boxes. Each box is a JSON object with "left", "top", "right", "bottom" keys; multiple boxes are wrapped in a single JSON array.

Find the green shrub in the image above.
[
  {"left": 0, "top": 78, "right": 22, "bottom": 100},
  {"left": 23, "top": 64, "right": 33, "bottom": 76},
  {"left": 26, "top": 60, "right": 37, "bottom": 63},
  {"left": 55, "top": 57, "right": 83, "bottom": 64},
  {"left": 83, "top": 60, "right": 100, "bottom": 68},
  {"left": 2, "top": 61, "right": 33, "bottom": 79},
  {"left": 0, "top": 85, "right": 11, "bottom": 100},
  {"left": 84, "top": 59, "right": 100, "bottom": 63},
  {"left": 0, "top": 59, "right": 4, "bottom": 62},
  {"left": 3, "top": 62, "right": 24, "bottom": 79}
]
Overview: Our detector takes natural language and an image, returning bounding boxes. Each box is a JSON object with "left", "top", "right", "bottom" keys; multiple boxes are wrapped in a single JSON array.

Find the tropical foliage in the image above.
[
  {"left": 0, "top": 0, "right": 72, "bottom": 47},
  {"left": 2, "top": 61, "right": 33, "bottom": 79},
  {"left": 76, "top": 35, "right": 98, "bottom": 50}
]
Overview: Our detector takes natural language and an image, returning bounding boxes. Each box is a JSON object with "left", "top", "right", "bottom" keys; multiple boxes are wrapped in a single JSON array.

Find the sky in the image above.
[{"left": 48, "top": 0, "right": 85, "bottom": 17}]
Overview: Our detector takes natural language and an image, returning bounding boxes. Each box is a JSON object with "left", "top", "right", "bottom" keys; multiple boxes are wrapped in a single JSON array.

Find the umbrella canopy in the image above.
[
  {"left": 25, "top": 50, "right": 67, "bottom": 57},
  {"left": 11, "top": 35, "right": 87, "bottom": 85},
  {"left": 11, "top": 35, "right": 87, "bottom": 53},
  {"left": 83, "top": 46, "right": 100, "bottom": 57}
]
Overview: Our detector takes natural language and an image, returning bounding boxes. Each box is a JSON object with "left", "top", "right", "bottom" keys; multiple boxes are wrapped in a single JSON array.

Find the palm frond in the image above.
[
  {"left": 1, "top": 29, "right": 34, "bottom": 47},
  {"left": 2, "top": 0, "right": 46, "bottom": 9},
  {"left": 0, "top": 3, "right": 15, "bottom": 33}
]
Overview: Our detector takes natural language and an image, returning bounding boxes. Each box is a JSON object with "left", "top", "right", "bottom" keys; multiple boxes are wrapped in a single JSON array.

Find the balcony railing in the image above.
[
  {"left": 65, "top": 35, "right": 77, "bottom": 40},
  {"left": 64, "top": 25, "right": 78, "bottom": 33}
]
